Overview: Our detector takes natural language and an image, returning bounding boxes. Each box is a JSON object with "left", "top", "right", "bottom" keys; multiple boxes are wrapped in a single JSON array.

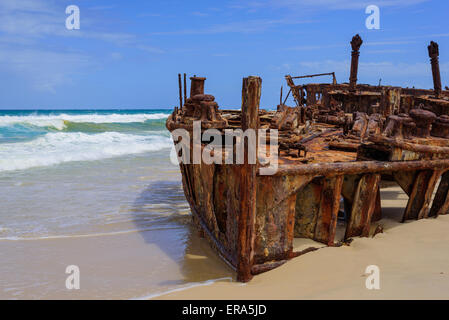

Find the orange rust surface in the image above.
[{"left": 278, "top": 128, "right": 357, "bottom": 164}]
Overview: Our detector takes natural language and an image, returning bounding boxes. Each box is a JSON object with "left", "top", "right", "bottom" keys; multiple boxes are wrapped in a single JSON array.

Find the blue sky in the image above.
[{"left": 0, "top": 0, "right": 447, "bottom": 109}]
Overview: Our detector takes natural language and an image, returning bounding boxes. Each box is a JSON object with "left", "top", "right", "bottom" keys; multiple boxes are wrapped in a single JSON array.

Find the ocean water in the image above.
[{"left": 0, "top": 110, "right": 233, "bottom": 299}]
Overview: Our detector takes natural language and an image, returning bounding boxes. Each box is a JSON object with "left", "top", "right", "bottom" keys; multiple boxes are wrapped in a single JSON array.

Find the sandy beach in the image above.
[
  {"left": 2, "top": 147, "right": 449, "bottom": 300},
  {"left": 1, "top": 0, "right": 448, "bottom": 304},
  {"left": 155, "top": 185, "right": 449, "bottom": 300}
]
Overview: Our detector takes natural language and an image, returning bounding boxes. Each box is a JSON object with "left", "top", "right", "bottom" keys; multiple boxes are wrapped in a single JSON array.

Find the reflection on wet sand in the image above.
[{"left": 131, "top": 180, "right": 234, "bottom": 286}]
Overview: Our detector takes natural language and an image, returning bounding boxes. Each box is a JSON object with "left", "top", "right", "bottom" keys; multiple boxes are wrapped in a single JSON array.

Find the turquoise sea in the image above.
[{"left": 0, "top": 109, "right": 232, "bottom": 299}]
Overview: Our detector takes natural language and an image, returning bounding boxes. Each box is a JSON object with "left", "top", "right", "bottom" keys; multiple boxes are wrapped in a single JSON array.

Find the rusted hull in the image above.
[{"left": 166, "top": 35, "right": 449, "bottom": 281}]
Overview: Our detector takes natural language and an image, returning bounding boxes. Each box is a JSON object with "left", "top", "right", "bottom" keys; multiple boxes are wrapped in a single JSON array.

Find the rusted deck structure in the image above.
[{"left": 166, "top": 35, "right": 449, "bottom": 282}]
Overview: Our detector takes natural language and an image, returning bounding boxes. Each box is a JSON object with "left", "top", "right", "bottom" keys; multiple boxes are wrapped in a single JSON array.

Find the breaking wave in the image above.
[
  {"left": 0, "top": 132, "right": 172, "bottom": 172},
  {"left": 0, "top": 113, "right": 169, "bottom": 130}
]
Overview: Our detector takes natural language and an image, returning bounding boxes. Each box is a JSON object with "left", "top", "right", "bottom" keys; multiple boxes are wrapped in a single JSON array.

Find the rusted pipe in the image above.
[
  {"left": 349, "top": 34, "right": 363, "bottom": 92},
  {"left": 178, "top": 73, "right": 183, "bottom": 109},
  {"left": 272, "top": 159, "right": 449, "bottom": 177},
  {"left": 282, "top": 89, "right": 291, "bottom": 105},
  {"left": 291, "top": 72, "right": 337, "bottom": 85},
  {"left": 280, "top": 85, "right": 283, "bottom": 105},
  {"left": 289, "top": 246, "right": 320, "bottom": 258},
  {"left": 183, "top": 73, "right": 187, "bottom": 104},
  {"left": 368, "top": 135, "right": 449, "bottom": 154},
  {"left": 428, "top": 41, "right": 442, "bottom": 97},
  {"left": 251, "top": 260, "right": 287, "bottom": 275}
]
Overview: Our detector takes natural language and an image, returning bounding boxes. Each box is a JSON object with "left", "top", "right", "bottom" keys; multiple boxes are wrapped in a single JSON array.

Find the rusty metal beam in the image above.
[
  {"left": 430, "top": 170, "right": 449, "bottom": 216},
  {"left": 402, "top": 170, "right": 441, "bottom": 221},
  {"left": 291, "top": 72, "right": 337, "bottom": 84},
  {"left": 237, "top": 76, "right": 261, "bottom": 282},
  {"left": 393, "top": 171, "right": 416, "bottom": 196},
  {"left": 274, "top": 159, "right": 449, "bottom": 177},
  {"left": 371, "top": 186, "right": 382, "bottom": 222},
  {"left": 345, "top": 173, "right": 381, "bottom": 239},
  {"left": 314, "top": 175, "right": 343, "bottom": 245}
]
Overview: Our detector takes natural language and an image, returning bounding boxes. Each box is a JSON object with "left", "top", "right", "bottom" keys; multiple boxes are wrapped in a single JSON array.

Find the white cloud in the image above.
[
  {"left": 364, "top": 49, "right": 404, "bottom": 54},
  {"left": 192, "top": 11, "right": 209, "bottom": 17},
  {"left": 0, "top": 0, "right": 62, "bottom": 37},
  {"left": 286, "top": 44, "right": 344, "bottom": 51},
  {"left": 231, "top": 0, "right": 430, "bottom": 11},
  {"left": 0, "top": 47, "right": 92, "bottom": 92},
  {"left": 364, "top": 40, "right": 417, "bottom": 46},
  {"left": 0, "top": 0, "right": 163, "bottom": 92},
  {"left": 0, "top": 0, "right": 53, "bottom": 13},
  {"left": 285, "top": 39, "right": 417, "bottom": 52},
  {"left": 0, "top": 0, "right": 163, "bottom": 49},
  {"left": 152, "top": 18, "right": 315, "bottom": 35}
]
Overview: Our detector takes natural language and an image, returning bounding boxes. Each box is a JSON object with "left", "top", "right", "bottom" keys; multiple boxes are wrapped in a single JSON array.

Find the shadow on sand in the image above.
[
  {"left": 130, "top": 180, "right": 412, "bottom": 288},
  {"left": 131, "top": 180, "right": 234, "bottom": 287}
]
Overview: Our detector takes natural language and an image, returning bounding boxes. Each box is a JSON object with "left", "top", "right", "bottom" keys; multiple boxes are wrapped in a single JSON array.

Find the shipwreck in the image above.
[{"left": 166, "top": 35, "right": 449, "bottom": 282}]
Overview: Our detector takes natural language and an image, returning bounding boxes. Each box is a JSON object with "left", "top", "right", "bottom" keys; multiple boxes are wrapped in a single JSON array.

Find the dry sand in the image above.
[{"left": 155, "top": 185, "right": 449, "bottom": 299}]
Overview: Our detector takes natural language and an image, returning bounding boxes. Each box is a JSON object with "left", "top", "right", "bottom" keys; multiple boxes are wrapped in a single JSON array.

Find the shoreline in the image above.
[{"left": 2, "top": 185, "right": 449, "bottom": 299}]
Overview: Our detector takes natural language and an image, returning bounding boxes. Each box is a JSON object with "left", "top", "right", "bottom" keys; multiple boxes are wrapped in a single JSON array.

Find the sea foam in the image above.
[
  {"left": 0, "top": 113, "right": 169, "bottom": 130},
  {"left": 0, "top": 132, "right": 172, "bottom": 172}
]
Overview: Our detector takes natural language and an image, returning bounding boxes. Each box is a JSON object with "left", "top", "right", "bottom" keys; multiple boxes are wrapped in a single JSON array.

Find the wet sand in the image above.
[
  {"left": 155, "top": 186, "right": 449, "bottom": 300},
  {"left": 0, "top": 223, "right": 234, "bottom": 299},
  {"left": 0, "top": 153, "right": 235, "bottom": 299},
  {"left": 3, "top": 184, "right": 449, "bottom": 299}
]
